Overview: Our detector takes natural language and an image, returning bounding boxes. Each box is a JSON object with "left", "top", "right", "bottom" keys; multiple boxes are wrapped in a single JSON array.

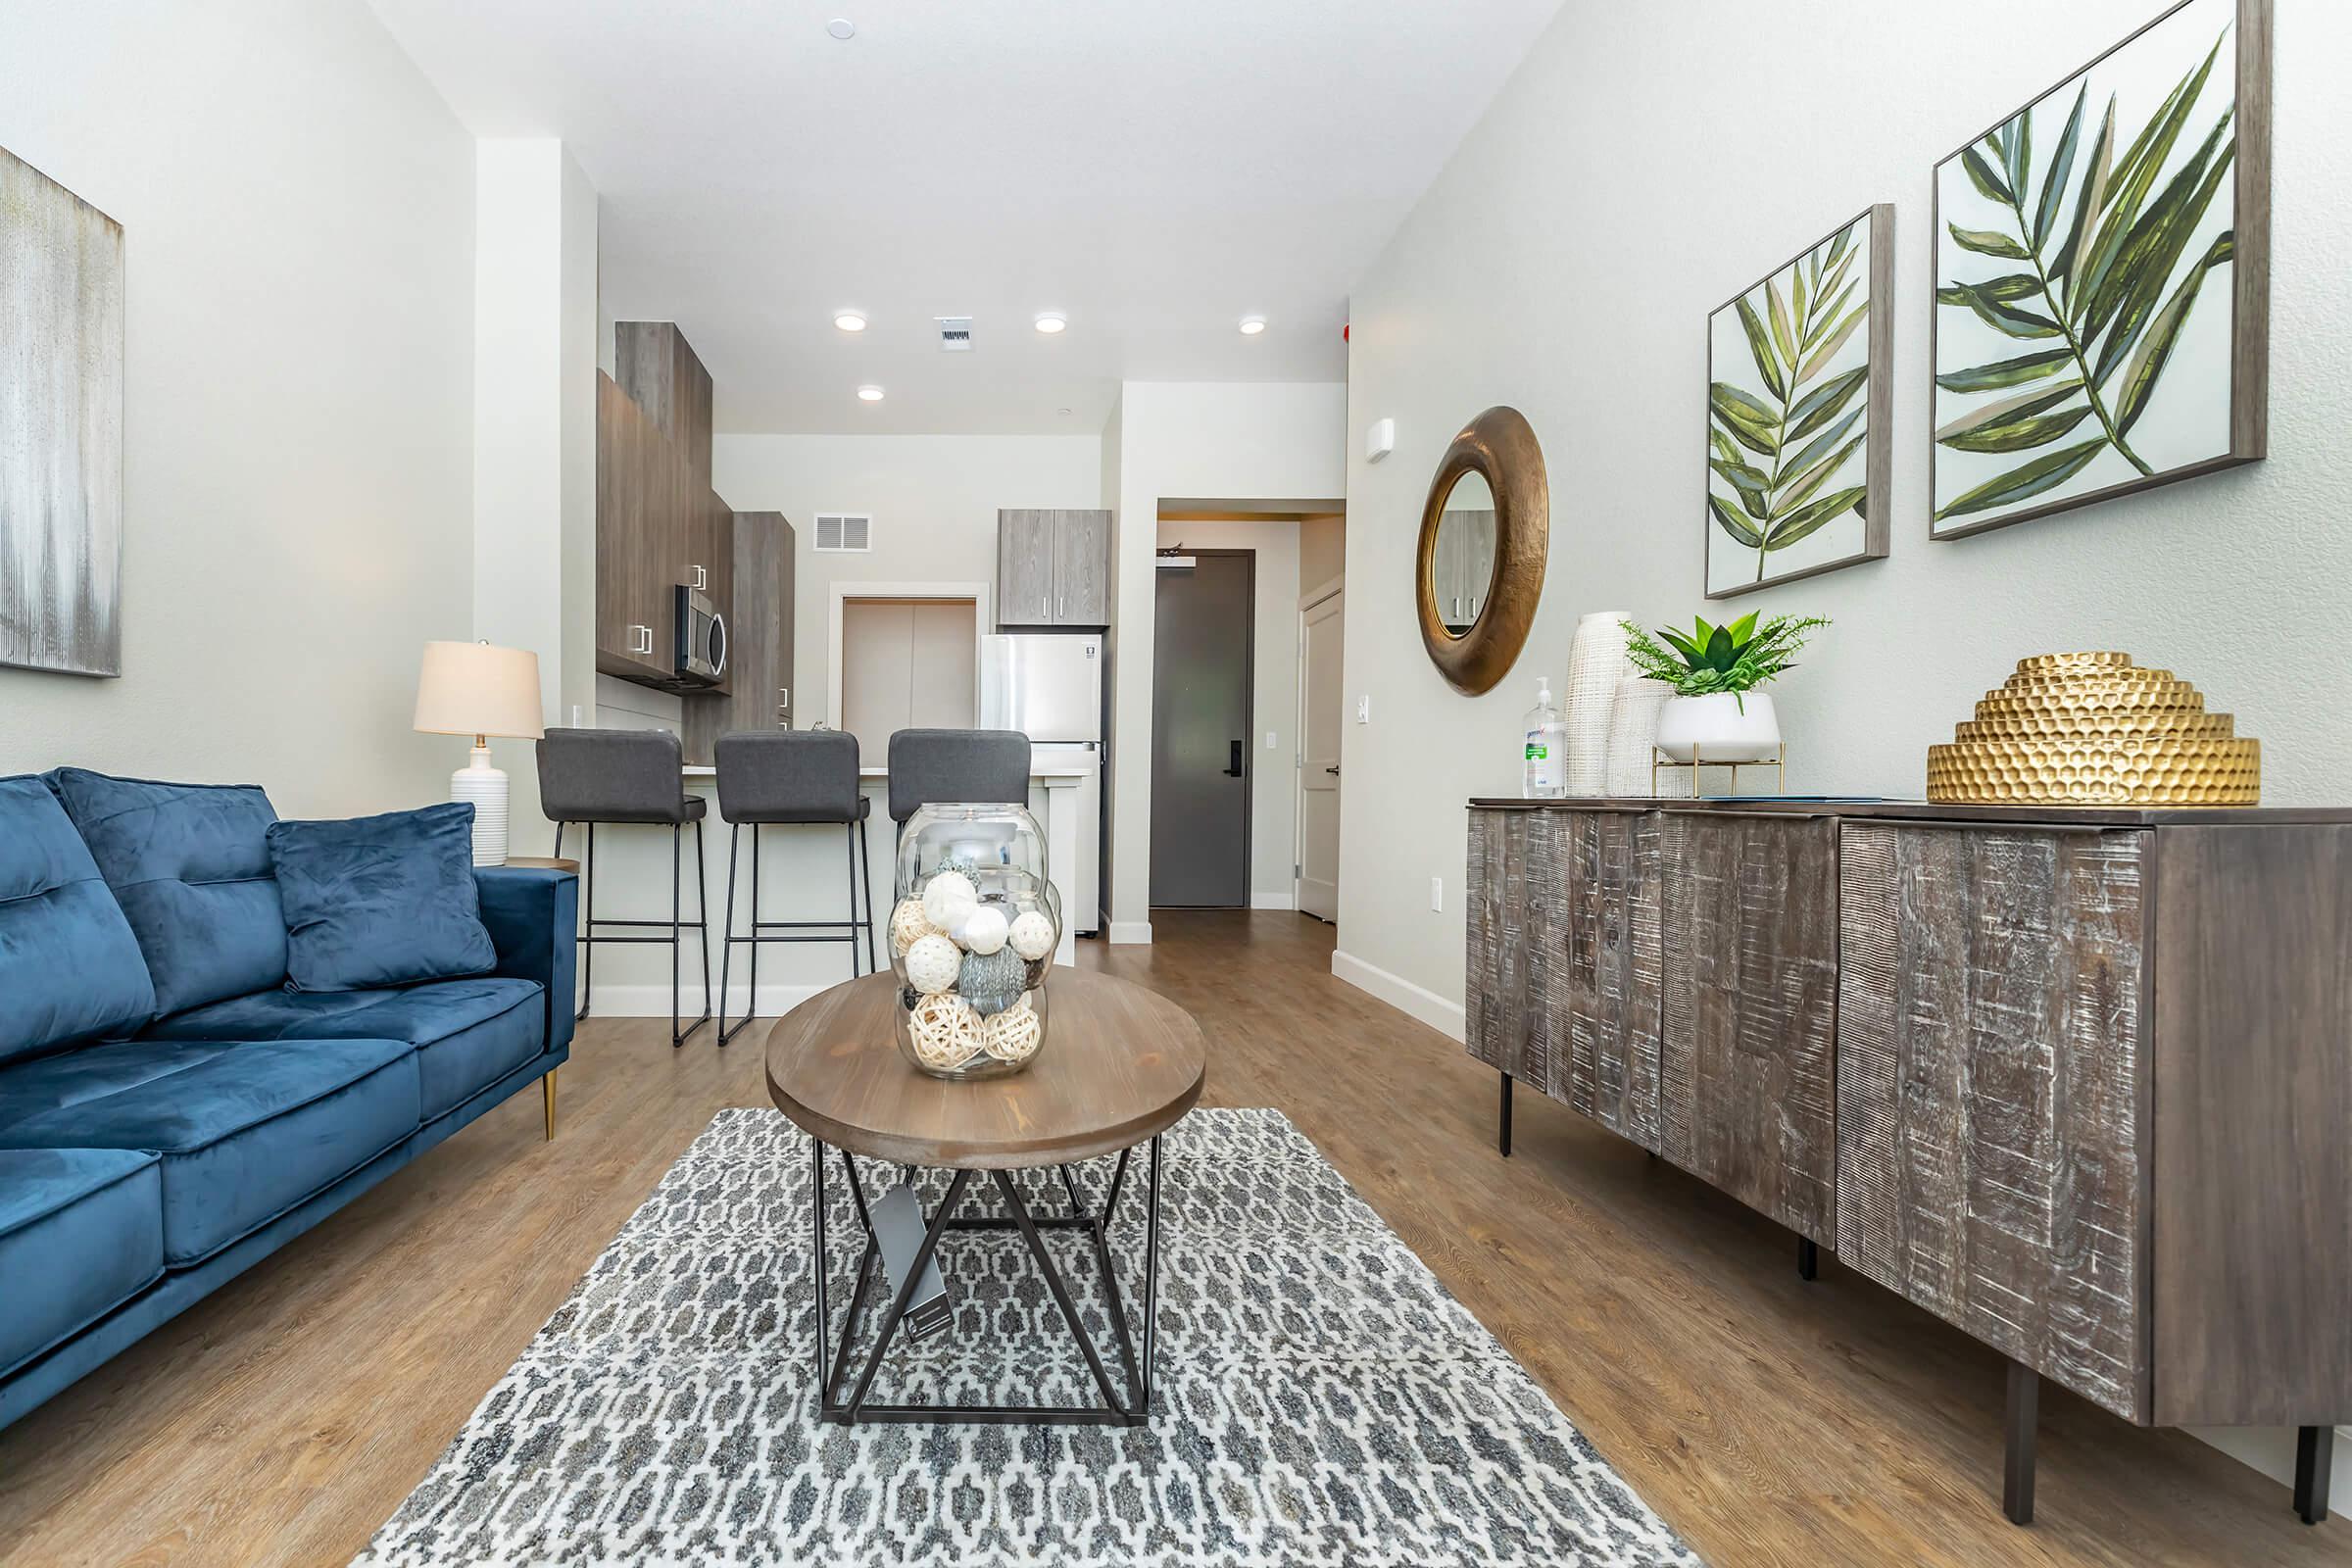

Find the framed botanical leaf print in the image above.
[
  {"left": 1705, "top": 205, "right": 1893, "bottom": 599},
  {"left": 1931, "top": 0, "right": 2270, "bottom": 539}
]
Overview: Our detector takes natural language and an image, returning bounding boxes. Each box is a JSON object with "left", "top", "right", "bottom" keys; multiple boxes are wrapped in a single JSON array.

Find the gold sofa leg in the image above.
[{"left": 543, "top": 1068, "right": 558, "bottom": 1141}]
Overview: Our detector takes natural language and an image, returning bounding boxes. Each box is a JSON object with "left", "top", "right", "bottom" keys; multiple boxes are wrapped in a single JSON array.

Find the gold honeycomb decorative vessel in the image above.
[{"left": 1926, "top": 652, "right": 2261, "bottom": 806}]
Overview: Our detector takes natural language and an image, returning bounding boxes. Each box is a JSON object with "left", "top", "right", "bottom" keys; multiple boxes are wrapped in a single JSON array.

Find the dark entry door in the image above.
[{"left": 1151, "top": 551, "right": 1253, "bottom": 906}]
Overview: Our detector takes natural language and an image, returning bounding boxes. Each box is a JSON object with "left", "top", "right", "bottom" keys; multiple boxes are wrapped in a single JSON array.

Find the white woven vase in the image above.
[
  {"left": 1562, "top": 612, "right": 1636, "bottom": 796},
  {"left": 1602, "top": 676, "right": 1672, "bottom": 797}
]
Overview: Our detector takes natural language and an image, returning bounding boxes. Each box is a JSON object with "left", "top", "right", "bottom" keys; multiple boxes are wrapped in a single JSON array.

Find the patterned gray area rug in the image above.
[{"left": 356, "top": 1107, "right": 1699, "bottom": 1567}]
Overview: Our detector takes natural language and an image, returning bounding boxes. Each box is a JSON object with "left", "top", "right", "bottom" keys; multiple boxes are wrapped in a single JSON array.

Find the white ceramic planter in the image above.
[{"left": 1654, "top": 691, "right": 1782, "bottom": 763}]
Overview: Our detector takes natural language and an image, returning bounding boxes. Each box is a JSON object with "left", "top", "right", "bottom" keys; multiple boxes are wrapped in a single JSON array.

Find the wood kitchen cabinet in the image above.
[
  {"left": 998, "top": 509, "right": 1111, "bottom": 627},
  {"left": 684, "top": 512, "right": 795, "bottom": 762},
  {"left": 595, "top": 372, "right": 674, "bottom": 681},
  {"left": 615, "top": 320, "right": 714, "bottom": 483},
  {"left": 596, "top": 349, "right": 738, "bottom": 691}
]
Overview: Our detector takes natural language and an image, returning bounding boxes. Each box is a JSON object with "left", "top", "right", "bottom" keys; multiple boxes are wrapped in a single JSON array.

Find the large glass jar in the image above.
[{"left": 888, "top": 802, "right": 1061, "bottom": 1079}]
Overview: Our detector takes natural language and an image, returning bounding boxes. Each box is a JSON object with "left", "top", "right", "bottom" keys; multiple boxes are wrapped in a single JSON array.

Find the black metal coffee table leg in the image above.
[{"left": 808, "top": 1133, "right": 1163, "bottom": 1426}]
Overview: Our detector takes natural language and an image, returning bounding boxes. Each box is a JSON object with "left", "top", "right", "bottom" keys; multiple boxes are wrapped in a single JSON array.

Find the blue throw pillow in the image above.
[{"left": 266, "top": 803, "right": 497, "bottom": 993}]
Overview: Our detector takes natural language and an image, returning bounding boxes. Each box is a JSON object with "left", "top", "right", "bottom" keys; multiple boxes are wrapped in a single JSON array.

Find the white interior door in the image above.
[{"left": 1296, "top": 589, "right": 1344, "bottom": 921}]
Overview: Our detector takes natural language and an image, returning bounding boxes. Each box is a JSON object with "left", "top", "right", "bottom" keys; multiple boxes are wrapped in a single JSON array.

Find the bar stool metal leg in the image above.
[
  {"left": 750, "top": 823, "right": 762, "bottom": 1021},
  {"left": 846, "top": 822, "right": 863, "bottom": 977},
  {"left": 719, "top": 821, "right": 743, "bottom": 1045},
  {"left": 858, "top": 812, "right": 877, "bottom": 972}
]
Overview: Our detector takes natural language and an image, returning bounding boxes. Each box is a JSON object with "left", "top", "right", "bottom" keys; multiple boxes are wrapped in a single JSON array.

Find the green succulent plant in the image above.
[{"left": 1621, "top": 612, "right": 1829, "bottom": 709}]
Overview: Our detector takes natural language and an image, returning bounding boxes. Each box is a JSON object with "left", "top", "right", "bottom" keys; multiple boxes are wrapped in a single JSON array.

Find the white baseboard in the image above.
[
  {"left": 1250, "top": 892, "right": 1296, "bottom": 910},
  {"left": 1331, "top": 949, "right": 1465, "bottom": 1043},
  {"left": 1106, "top": 920, "right": 1154, "bottom": 945},
  {"left": 582, "top": 982, "right": 822, "bottom": 1020},
  {"left": 2189, "top": 1422, "right": 2352, "bottom": 1501}
]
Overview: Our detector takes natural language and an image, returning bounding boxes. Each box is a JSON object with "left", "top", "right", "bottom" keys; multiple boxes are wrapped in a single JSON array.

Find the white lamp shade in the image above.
[{"left": 413, "top": 641, "right": 545, "bottom": 739}]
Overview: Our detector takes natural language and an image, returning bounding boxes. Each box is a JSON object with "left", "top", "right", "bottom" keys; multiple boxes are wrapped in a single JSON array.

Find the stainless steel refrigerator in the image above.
[{"left": 979, "top": 633, "right": 1104, "bottom": 934}]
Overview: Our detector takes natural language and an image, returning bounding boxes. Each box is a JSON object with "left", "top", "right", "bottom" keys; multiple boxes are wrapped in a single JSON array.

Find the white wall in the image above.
[
  {"left": 1300, "top": 514, "right": 1347, "bottom": 593},
  {"left": 1106, "top": 381, "right": 1348, "bottom": 938},
  {"left": 710, "top": 433, "right": 1102, "bottom": 741},
  {"left": 471, "top": 139, "right": 600, "bottom": 833},
  {"left": 1152, "top": 518, "right": 1301, "bottom": 906},
  {"left": 0, "top": 0, "right": 476, "bottom": 813},
  {"left": 1340, "top": 0, "right": 2352, "bottom": 1496}
]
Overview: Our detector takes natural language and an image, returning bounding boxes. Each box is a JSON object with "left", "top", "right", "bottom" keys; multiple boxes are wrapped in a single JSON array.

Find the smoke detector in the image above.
[{"left": 935, "top": 316, "right": 975, "bottom": 352}]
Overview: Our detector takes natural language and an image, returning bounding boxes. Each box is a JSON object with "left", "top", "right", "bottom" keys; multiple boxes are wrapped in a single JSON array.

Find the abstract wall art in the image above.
[{"left": 2, "top": 144, "right": 124, "bottom": 677}]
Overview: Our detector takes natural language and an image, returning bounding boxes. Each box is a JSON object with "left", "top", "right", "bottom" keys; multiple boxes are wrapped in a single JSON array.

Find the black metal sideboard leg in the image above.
[
  {"left": 1796, "top": 1236, "right": 1818, "bottom": 1281},
  {"left": 2296, "top": 1425, "right": 2333, "bottom": 1525},
  {"left": 1497, "top": 1072, "right": 1513, "bottom": 1157},
  {"left": 2004, "top": 1359, "right": 2038, "bottom": 1526}
]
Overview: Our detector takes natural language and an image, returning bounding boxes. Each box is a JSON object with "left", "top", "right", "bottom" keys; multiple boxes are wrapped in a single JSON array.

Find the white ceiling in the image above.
[{"left": 367, "top": 0, "right": 1565, "bottom": 435}]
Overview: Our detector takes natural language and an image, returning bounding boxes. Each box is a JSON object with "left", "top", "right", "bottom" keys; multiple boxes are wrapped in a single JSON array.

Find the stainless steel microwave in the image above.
[{"left": 673, "top": 584, "right": 726, "bottom": 685}]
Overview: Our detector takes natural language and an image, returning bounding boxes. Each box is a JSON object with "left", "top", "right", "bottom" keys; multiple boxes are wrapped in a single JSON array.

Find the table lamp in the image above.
[{"left": 413, "top": 640, "right": 545, "bottom": 865}]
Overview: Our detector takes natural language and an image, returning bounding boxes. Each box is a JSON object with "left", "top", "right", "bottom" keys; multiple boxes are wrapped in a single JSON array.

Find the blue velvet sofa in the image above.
[{"left": 0, "top": 769, "right": 576, "bottom": 1431}]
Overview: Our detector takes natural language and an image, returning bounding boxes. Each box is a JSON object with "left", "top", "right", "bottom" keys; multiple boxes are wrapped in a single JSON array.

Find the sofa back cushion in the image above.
[
  {"left": 47, "top": 769, "right": 287, "bottom": 1016},
  {"left": 0, "top": 777, "right": 158, "bottom": 1063},
  {"left": 267, "top": 803, "right": 498, "bottom": 992}
]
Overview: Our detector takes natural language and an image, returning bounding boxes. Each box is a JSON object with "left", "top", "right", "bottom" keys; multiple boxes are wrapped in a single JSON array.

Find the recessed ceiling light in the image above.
[
  {"left": 833, "top": 310, "right": 866, "bottom": 332},
  {"left": 1238, "top": 315, "right": 1268, "bottom": 336},
  {"left": 857, "top": 384, "right": 885, "bottom": 402},
  {"left": 1034, "top": 313, "right": 1067, "bottom": 334},
  {"left": 826, "top": 19, "right": 856, "bottom": 40}
]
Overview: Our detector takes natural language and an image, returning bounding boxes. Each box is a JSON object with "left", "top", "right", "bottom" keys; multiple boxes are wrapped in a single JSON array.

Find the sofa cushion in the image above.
[
  {"left": 46, "top": 769, "right": 287, "bottom": 1016},
  {"left": 144, "top": 977, "right": 543, "bottom": 1121},
  {"left": 266, "top": 803, "right": 497, "bottom": 992},
  {"left": 0, "top": 778, "right": 158, "bottom": 1065},
  {"left": 0, "top": 1148, "right": 164, "bottom": 1378},
  {"left": 0, "top": 1037, "right": 418, "bottom": 1265}
]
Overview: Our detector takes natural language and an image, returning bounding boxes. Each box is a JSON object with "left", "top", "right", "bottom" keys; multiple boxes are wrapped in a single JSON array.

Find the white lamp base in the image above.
[{"left": 451, "top": 745, "right": 509, "bottom": 866}]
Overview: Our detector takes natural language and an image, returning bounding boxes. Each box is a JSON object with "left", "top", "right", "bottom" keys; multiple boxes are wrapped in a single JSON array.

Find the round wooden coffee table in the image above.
[{"left": 766, "top": 967, "right": 1205, "bottom": 1427}]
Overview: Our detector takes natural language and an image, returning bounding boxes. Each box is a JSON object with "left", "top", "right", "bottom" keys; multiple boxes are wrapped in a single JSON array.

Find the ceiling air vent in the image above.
[
  {"left": 935, "top": 316, "right": 974, "bottom": 352},
  {"left": 813, "top": 513, "right": 872, "bottom": 553}
]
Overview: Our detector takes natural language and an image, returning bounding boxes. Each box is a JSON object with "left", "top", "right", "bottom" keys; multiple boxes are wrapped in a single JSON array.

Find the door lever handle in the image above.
[
  {"left": 1224, "top": 741, "right": 1245, "bottom": 777},
  {"left": 1325, "top": 765, "right": 1340, "bottom": 775}
]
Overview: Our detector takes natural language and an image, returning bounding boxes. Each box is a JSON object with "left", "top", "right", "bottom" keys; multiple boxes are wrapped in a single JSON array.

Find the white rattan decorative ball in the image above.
[
  {"left": 982, "top": 996, "right": 1041, "bottom": 1063},
  {"left": 922, "top": 870, "right": 979, "bottom": 931},
  {"left": 905, "top": 933, "right": 962, "bottom": 995},
  {"left": 959, "top": 905, "right": 1008, "bottom": 956},
  {"left": 1007, "top": 909, "right": 1055, "bottom": 961},
  {"left": 889, "top": 897, "right": 939, "bottom": 956},
  {"left": 908, "top": 992, "right": 983, "bottom": 1071}
]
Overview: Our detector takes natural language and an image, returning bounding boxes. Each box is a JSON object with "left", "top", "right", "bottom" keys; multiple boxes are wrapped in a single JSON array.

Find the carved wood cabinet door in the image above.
[
  {"left": 1557, "top": 809, "right": 1664, "bottom": 1150},
  {"left": 1836, "top": 822, "right": 2152, "bottom": 1422},
  {"left": 1465, "top": 808, "right": 1561, "bottom": 1091},
  {"left": 1660, "top": 811, "right": 1840, "bottom": 1243}
]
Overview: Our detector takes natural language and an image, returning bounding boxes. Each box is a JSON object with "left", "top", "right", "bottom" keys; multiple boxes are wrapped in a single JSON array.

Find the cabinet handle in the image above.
[
  {"left": 629, "top": 624, "right": 653, "bottom": 656},
  {"left": 690, "top": 564, "right": 707, "bottom": 591}
]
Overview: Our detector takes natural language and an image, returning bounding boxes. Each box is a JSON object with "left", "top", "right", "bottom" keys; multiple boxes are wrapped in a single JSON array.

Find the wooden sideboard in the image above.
[{"left": 1465, "top": 797, "right": 2351, "bottom": 1528}]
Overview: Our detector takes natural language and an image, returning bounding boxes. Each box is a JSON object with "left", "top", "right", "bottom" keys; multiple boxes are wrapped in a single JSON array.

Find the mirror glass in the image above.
[{"left": 1430, "top": 470, "right": 1497, "bottom": 637}]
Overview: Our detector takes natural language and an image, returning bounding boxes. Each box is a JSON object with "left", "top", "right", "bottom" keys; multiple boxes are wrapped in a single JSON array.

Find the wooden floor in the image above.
[{"left": 0, "top": 910, "right": 2337, "bottom": 1566}]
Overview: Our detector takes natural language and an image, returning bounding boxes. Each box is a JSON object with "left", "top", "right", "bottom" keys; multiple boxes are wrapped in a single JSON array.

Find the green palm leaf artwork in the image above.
[
  {"left": 1932, "top": 0, "right": 2252, "bottom": 534},
  {"left": 1704, "top": 206, "right": 1888, "bottom": 598}
]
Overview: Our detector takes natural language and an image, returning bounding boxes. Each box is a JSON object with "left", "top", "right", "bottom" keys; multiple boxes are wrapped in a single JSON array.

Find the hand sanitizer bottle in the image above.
[{"left": 1522, "top": 677, "right": 1566, "bottom": 799}]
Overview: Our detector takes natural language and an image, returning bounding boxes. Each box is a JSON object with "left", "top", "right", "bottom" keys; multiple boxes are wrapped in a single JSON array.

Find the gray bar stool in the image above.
[
  {"left": 714, "top": 729, "right": 876, "bottom": 1046},
  {"left": 886, "top": 728, "right": 1034, "bottom": 834},
  {"left": 537, "top": 727, "right": 712, "bottom": 1047}
]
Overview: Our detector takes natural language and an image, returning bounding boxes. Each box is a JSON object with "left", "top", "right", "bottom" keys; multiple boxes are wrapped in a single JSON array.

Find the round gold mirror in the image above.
[{"left": 1416, "top": 407, "right": 1548, "bottom": 695}]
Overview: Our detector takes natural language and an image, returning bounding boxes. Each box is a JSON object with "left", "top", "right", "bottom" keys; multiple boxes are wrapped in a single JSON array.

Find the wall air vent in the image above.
[
  {"left": 813, "top": 513, "right": 872, "bottom": 552},
  {"left": 935, "top": 316, "right": 974, "bottom": 352}
]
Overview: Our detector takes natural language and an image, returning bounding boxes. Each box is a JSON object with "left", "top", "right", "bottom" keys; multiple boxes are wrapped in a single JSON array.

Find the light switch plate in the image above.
[
  {"left": 1429, "top": 876, "right": 1443, "bottom": 912},
  {"left": 1265, "top": 731, "right": 1278, "bottom": 750},
  {"left": 1355, "top": 695, "right": 1370, "bottom": 724}
]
